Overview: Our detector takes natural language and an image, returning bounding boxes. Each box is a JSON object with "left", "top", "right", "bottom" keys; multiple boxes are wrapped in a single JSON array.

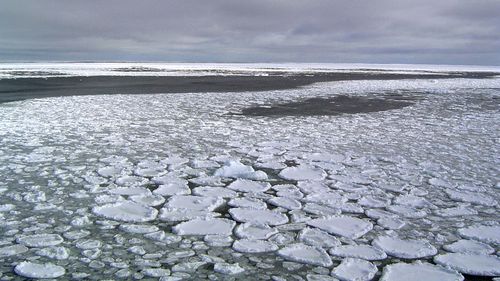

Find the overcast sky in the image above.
[{"left": 1, "top": 0, "right": 499, "bottom": 65}]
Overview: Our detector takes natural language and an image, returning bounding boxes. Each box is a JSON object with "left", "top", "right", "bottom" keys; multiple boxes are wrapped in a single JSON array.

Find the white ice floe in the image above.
[
  {"left": 154, "top": 182, "right": 191, "bottom": 196},
  {"left": 443, "top": 239, "right": 495, "bottom": 254},
  {"left": 166, "top": 195, "right": 224, "bottom": 211},
  {"left": 458, "top": 225, "right": 500, "bottom": 245},
  {"left": 36, "top": 246, "right": 70, "bottom": 260},
  {"left": 204, "top": 235, "right": 233, "bottom": 247},
  {"left": 109, "top": 186, "right": 151, "bottom": 196},
  {"left": 329, "top": 245, "right": 387, "bottom": 261},
  {"left": 372, "top": 236, "right": 437, "bottom": 259},
  {"left": 173, "top": 218, "right": 235, "bottom": 236},
  {"left": 279, "top": 165, "right": 327, "bottom": 181},
  {"left": 298, "top": 228, "right": 341, "bottom": 248},
  {"left": 92, "top": 201, "right": 158, "bottom": 222},
  {"left": 234, "top": 223, "right": 278, "bottom": 240},
  {"left": 227, "top": 197, "right": 268, "bottom": 209},
  {"left": 227, "top": 179, "right": 271, "bottom": 193},
  {"left": 214, "top": 161, "right": 267, "bottom": 180},
  {"left": 307, "top": 216, "right": 373, "bottom": 239},
  {"left": 331, "top": 258, "right": 378, "bottom": 281},
  {"left": 0, "top": 244, "right": 28, "bottom": 257},
  {"left": 119, "top": 224, "right": 159, "bottom": 234},
  {"left": 97, "top": 166, "right": 123, "bottom": 177},
  {"left": 141, "top": 268, "right": 171, "bottom": 277},
  {"left": 434, "top": 253, "right": 500, "bottom": 276},
  {"left": 192, "top": 186, "right": 238, "bottom": 198},
  {"left": 277, "top": 243, "right": 333, "bottom": 267},
  {"left": 303, "top": 203, "right": 342, "bottom": 216},
  {"left": 386, "top": 205, "right": 427, "bottom": 218},
  {"left": 214, "top": 263, "right": 245, "bottom": 275},
  {"left": 377, "top": 217, "right": 405, "bottom": 230},
  {"left": 159, "top": 208, "right": 217, "bottom": 222},
  {"left": 358, "top": 196, "right": 390, "bottom": 208},
  {"left": 229, "top": 208, "right": 289, "bottom": 226},
  {"left": 76, "top": 239, "right": 102, "bottom": 250},
  {"left": 268, "top": 196, "right": 302, "bottom": 210},
  {"left": 434, "top": 205, "right": 478, "bottom": 217},
  {"left": 393, "top": 195, "right": 432, "bottom": 208},
  {"left": 115, "top": 175, "right": 148, "bottom": 186},
  {"left": 232, "top": 239, "right": 279, "bottom": 253},
  {"left": 130, "top": 194, "right": 165, "bottom": 206},
  {"left": 16, "top": 234, "right": 64, "bottom": 247},
  {"left": 14, "top": 261, "right": 66, "bottom": 279},
  {"left": 379, "top": 262, "right": 464, "bottom": 281},
  {"left": 445, "top": 189, "right": 496, "bottom": 206}
]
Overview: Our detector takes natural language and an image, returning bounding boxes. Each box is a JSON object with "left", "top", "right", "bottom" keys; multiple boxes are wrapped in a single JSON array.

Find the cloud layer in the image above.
[{"left": 1, "top": 0, "right": 499, "bottom": 65}]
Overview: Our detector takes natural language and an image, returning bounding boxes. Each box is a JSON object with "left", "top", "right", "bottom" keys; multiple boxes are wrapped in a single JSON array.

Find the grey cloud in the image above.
[{"left": 0, "top": 0, "right": 499, "bottom": 64}]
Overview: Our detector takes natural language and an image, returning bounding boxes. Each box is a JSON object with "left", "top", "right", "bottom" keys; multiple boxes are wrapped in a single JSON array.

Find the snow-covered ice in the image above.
[
  {"left": 14, "top": 261, "right": 66, "bottom": 279},
  {"left": 277, "top": 244, "right": 333, "bottom": 267},
  {"left": 379, "top": 262, "right": 464, "bottom": 281},
  {"left": 329, "top": 245, "right": 387, "bottom": 261},
  {"left": 173, "top": 218, "right": 235, "bottom": 235},
  {"left": 92, "top": 201, "right": 158, "bottom": 222},
  {"left": 307, "top": 216, "right": 373, "bottom": 239},
  {"left": 372, "top": 236, "right": 437, "bottom": 259},
  {"left": 331, "top": 258, "right": 378, "bottom": 281},
  {"left": 434, "top": 253, "right": 500, "bottom": 276},
  {"left": 229, "top": 208, "right": 289, "bottom": 226}
]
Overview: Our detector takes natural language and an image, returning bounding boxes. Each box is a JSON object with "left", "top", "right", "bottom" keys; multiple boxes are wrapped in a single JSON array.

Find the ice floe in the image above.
[
  {"left": 298, "top": 228, "right": 341, "bottom": 248},
  {"left": 372, "top": 236, "right": 437, "bottom": 259},
  {"left": 16, "top": 234, "right": 64, "bottom": 247},
  {"left": 14, "top": 261, "right": 66, "bottom": 279},
  {"left": 227, "top": 179, "right": 271, "bottom": 193},
  {"left": 235, "top": 223, "right": 278, "bottom": 240},
  {"left": 307, "top": 216, "right": 373, "bottom": 239},
  {"left": 277, "top": 243, "right": 333, "bottom": 267},
  {"left": 279, "top": 165, "right": 327, "bottom": 181},
  {"left": 0, "top": 244, "right": 28, "bottom": 257},
  {"left": 173, "top": 218, "right": 235, "bottom": 235},
  {"left": 443, "top": 239, "right": 495, "bottom": 254},
  {"left": 214, "top": 262, "right": 245, "bottom": 275},
  {"left": 329, "top": 245, "right": 387, "bottom": 261},
  {"left": 458, "top": 225, "right": 500, "bottom": 245},
  {"left": 379, "top": 262, "right": 464, "bottom": 281},
  {"left": 214, "top": 160, "right": 267, "bottom": 180},
  {"left": 229, "top": 208, "right": 289, "bottom": 225},
  {"left": 434, "top": 253, "right": 500, "bottom": 276},
  {"left": 92, "top": 201, "right": 158, "bottom": 222},
  {"left": 233, "top": 239, "right": 279, "bottom": 253},
  {"left": 331, "top": 258, "right": 378, "bottom": 281}
]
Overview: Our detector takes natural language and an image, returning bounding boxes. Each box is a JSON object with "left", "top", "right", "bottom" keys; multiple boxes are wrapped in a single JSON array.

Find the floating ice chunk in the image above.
[
  {"left": 36, "top": 246, "right": 70, "bottom": 259},
  {"left": 330, "top": 245, "right": 387, "bottom": 261},
  {"left": 0, "top": 204, "right": 16, "bottom": 212},
  {"left": 63, "top": 230, "right": 90, "bottom": 240},
  {"left": 298, "top": 228, "right": 341, "bottom": 248},
  {"left": 130, "top": 194, "right": 165, "bottom": 206},
  {"left": 214, "top": 161, "right": 267, "bottom": 180},
  {"left": 445, "top": 189, "right": 496, "bottom": 206},
  {"left": 173, "top": 218, "right": 235, "bottom": 236},
  {"left": 304, "top": 191, "right": 346, "bottom": 205},
  {"left": 109, "top": 186, "right": 151, "bottom": 196},
  {"left": 393, "top": 195, "right": 431, "bottom": 208},
  {"left": 0, "top": 244, "right": 28, "bottom": 257},
  {"left": 306, "top": 273, "right": 339, "bottom": 281},
  {"left": 119, "top": 224, "right": 159, "bottom": 234},
  {"left": 386, "top": 205, "right": 427, "bottom": 218},
  {"left": 379, "top": 262, "right": 464, "bottom": 281},
  {"left": 256, "top": 160, "right": 287, "bottom": 170},
  {"left": 204, "top": 235, "right": 233, "bottom": 247},
  {"left": 303, "top": 203, "right": 342, "bottom": 216},
  {"left": 214, "top": 263, "right": 245, "bottom": 275},
  {"left": 115, "top": 175, "right": 148, "bottom": 186},
  {"left": 144, "top": 230, "right": 182, "bottom": 244},
  {"left": 154, "top": 183, "right": 190, "bottom": 196},
  {"left": 92, "top": 201, "right": 158, "bottom": 222},
  {"left": 458, "top": 225, "right": 500, "bottom": 244},
  {"left": 97, "top": 166, "right": 123, "bottom": 177},
  {"left": 279, "top": 165, "right": 326, "bottom": 181},
  {"left": 377, "top": 183, "right": 405, "bottom": 193},
  {"left": 372, "top": 236, "right": 437, "bottom": 259},
  {"left": 95, "top": 194, "right": 124, "bottom": 204},
  {"left": 235, "top": 223, "right": 278, "bottom": 240},
  {"left": 171, "top": 261, "right": 207, "bottom": 273},
  {"left": 331, "top": 258, "right": 377, "bottom": 281},
  {"left": 227, "top": 179, "right": 271, "bottom": 193},
  {"left": 192, "top": 186, "right": 238, "bottom": 198},
  {"left": 434, "top": 253, "right": 500, "bottom": 276},
  {"left": 142, "top": 268, "right": 171, "bottom": 277},
  {"left": 166, "top": 195, "right": 224, "bottom": 211},
  {"left": 307, "top": 216, "right": 373, "bottom": 239},
  {"left": 134, "top": 167, "right": 163, "bottom": 177},
  {"left": 443, "top": 239, "right": 495, "bottom": 254},
  {"left": 17, "top": 234, "right": 64, "bottom": 247},
  {"left": 277, "top": 243, "right": 333, "bottom": 267},
  {"left": 358, "top": 196, "right": 390, "bottom": 208},
  {"left": 429, "top": 178, "right": 453, "bottom": 188},
  {"left": 14, "top": 261, "right": 65, "bottom": 279},
  {"left": 306, "top": 153, "right": 344, "bottom": 163},
  {"left": 227, "top": 197, "right": 268, "bottom": 209},
  {"left": 268, "top": 196, "right": 302, "bottom": 210},
  {"left": 229, "top": 208, "right": 289, "bottom": 226},
  {"left": 232, "top": 239, "right": 279, "bottom": 253},
  {"left": 434, "top": 205, "right": 478, "bottom": 217},
  {"left": 297, "top": 181, "right": 331, "bottom": 194},
  {"left": 377, "top": 217, "right": 406, "bottom": 230},
  {"left": 273, "top": 184, "right": 304, "bottom": 199},
  {"left": 189, "top": 176, "right": 226, "bottom": 186},
  {"left": 76, "top": 239, "right": 102, "bottom": 250}
]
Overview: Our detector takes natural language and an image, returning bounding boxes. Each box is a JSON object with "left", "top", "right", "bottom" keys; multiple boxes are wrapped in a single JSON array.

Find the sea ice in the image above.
[
  {"left": 372, "top": 236, "right": 437, "bottom": 259},
  {"left": 277, "top": 243, "right": 333, "bottom": 267},
  {"left": 130, "top": 193, "right": 165, "bottom": 206},
  {"left": 307, "top": 216, "right": 373, "bottom": 239},
  {"left": 232, "top": 239, "right": 279, "bottom": 253},
  {"left": 166, "top": 195, "right": 224, "bottom": 211},
  {"left": 234, "top": 223, "right": 278, "bottom": 240},
  {"left": 377, "top": 217, "right": 405, "bottom": 230},
  {"left": 443, "top": 239, "right": 495, "bottom": 254},
  {"left": 214, "top": 263, "right": 245, "bottom": 275},
  {"left": 268, "top": 196, "right": 302, "bottom": 210},
  {"left": 92, "top": 201, "right": 158, "bottom": 222},
  {"left": 298, "top": 228, "right": 341, "bottom": 248},
  {"left": 119, "top": 224, "right": 159, "bottom": 234},
  {"left": 0, "top": 244, "right": 28, "bottom": 257},
  {"left": 14, "top": 261, "right": 66, "bottom": 279},
  {"left": 154, "top": 182, "right": 191, "bottom": 196},
  {"left": 16, "top": 234, "right": 64, "bottom": 247},
  {"left": 227, "top": 197, "right": 268, "bottom": 209},
  {"left": 214, "top": 160, "right": 268, "bottom": 180},
  {"left": 36, "top": 246, "right": 70, "bottom": 259},
  {"left": 458, "top": 225, "right": 500, "bottom": 244},
  {"left": 192, "top": 186, "right": 238, "bottom": 198},
  {"left": 434, "top": 253, "right": 500, "bottom": 276},
  {"left": 331, "top": 258, "right": 378, "bottom": 281},
  {"left": 379, "top": 262, "right": 464, "bottom": 281},
  {"left": 445, "top": 189, "right": 496, "bottom": 206},
  {"left": 229, "top": 208, "right": 289, "bottom": 226},
  {"left": 227, "top": 179, "right": 271, "bottom": 193},
  {"left": 279, "top": 165, "right": 327, "bottom": 181},
  {"left": 329, "top": 245, "right": 387, "bottom": 261},
  {"left": 173, "top": 218, "right": 235, "bottom": 235}
]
